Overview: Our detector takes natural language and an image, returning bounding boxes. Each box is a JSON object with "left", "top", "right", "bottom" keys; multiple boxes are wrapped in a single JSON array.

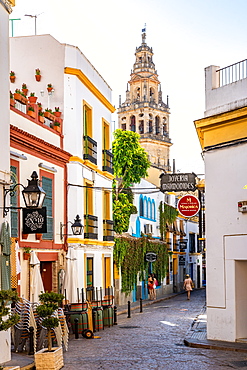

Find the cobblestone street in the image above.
[{"left": 63, "top": 290, "right": 247, "bottom": 369}]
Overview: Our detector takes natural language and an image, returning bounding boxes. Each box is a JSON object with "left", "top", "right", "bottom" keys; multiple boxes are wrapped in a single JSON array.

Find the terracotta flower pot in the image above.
[
  {"left": 10, "top": 75, "right": 15, "bottom": 83},
  {"left": 29, "top": 96, "right": 38, "bottom": 103},
  {"left": 35, "top": 74, "right": 41, "bottom": 81},
  {"left": 36, "top": 233, "right": 43, "bottom": 240},
  {"left": 23, "top": 252, "right": 30, "bottom": 260},
  {"left": 44, "top": 111, "right": 55, "bottom": 121},
  {"left": 54, "top": 125, "right": 61, "bottom": 133},
  {"left": 28, "top": 110, "right": 36, "bottom": 119},
  {"left": 22, "top": 88, "right": 28, "bottom": 96},
  {"left": 54, "top": 111, "right": 61, "bottom": 118},
  {"left": 10, "top": 98, "right": 15, "bottom": 107},
  {"left": 47, "top": 87, "right": 53, "bottom": 93},
  {"left": 38, "top": 115, "right": 45, "bottom": 124}
]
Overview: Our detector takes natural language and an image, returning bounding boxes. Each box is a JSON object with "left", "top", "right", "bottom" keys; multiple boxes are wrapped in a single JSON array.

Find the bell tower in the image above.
[{"left": 118, "top": 28, "right": 172, "bottom": 173}]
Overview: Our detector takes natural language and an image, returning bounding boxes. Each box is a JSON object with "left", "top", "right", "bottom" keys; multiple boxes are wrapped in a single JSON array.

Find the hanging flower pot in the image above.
[
  {"left": 22, "top": 83, "right": 28, "bottom": 96},
  {"left": 10, "top": 71, "right": 15, "bottom": 83},
  {"left": 28, "top": 93, "right": 38, "bottom": 104},
  {"left": 54, "top": 107, "right": 61, "bottom": 117},
  {"left": 47, "top": 83, "right": 53, "bottom": 93},
  {"left": 35, "top": 68, "right": 41, "bottom": 81}
]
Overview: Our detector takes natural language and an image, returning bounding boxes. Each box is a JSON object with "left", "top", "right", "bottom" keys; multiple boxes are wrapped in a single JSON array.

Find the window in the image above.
[
  {"left": 189, "top": 233, "right": 196, "bottom": 253},
  {"left": 42, "top": 175, "right": 53, "bottom": 240},
  {"left": 84, "top": 180, "right": 98, "bottom": 239},
  {"left": 83, "top": 102, "right": 92, "bottom": 137},
  {"left": 139, "top": 196, "right": 144, "bottom": 217},
  {"left": 102, "top": 120, "right": 113, "bottom": 174},
  {"left": 139, "top": 121, "right": 144, "bottom": 134},
  {"left": 155, "top": 116, "right": 160, "bottom": 134},
  {"left": 10, "top": 164, "right": 18, "bottom": 238},
  {"left": 130, "top": 116, "right": 136, "bottom": 132},
  {"left": 83, "top": 102, "right": 97, "bottom": 164},
  {"left": 86, "top": 257, "right": 94, "bottom": 301}
]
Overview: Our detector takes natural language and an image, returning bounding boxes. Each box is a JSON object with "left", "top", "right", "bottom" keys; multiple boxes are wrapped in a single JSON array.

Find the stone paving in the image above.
[
  {"left": 4, "top": 289, "right": 247, "bottom": 369},
  {"left": 63, "top": 290, "right": 247, "bottom": 369}
]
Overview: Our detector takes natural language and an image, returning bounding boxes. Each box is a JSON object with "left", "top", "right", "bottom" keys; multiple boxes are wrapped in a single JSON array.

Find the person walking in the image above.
[
  {"left": 148, "top": 274, "right": 154, "bottom": 300},
  {"left": 151, "top": 273, "right": 158, "bottom": 300},
  {"left": 183, "top": 274, "right": 193, "bottom": 300}
]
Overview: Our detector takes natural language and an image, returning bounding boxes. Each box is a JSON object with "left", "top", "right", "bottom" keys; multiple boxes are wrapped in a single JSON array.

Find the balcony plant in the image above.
[
  {"left": 35, "top": 68, "right": 41, "bottom": 81},
  {"left": 47, "top": 83, "right": 53, "bottom": 93},
  {"left": 27, "top": 105, "right": 36, "bottom": 119},
  {"left": 22, "top": 83, "right": 28, "bottom": 96},
  {"left": 54, "top": 121, "right": 61, "bottom": 133},
  {"left": 10, "top": 71, "right": 15, "bottom": 83},
  {"left": 28, "top": 92, "right": 38, "bottom": 104},
  {"left": 35, "top": 292, "right": 64, "bottom": 370},
  {"left": 14, "top": 88, "right": 28, "bottom": 105},
  {"left": 44, "top": 108, "right": 55, "bottom": 121},
  {"left": 53, "top": 107, "right": 61, "bottom": 118},
  {"left": 37, "top": 102, "right": 42, "bottom": 111},
  {"left": 23, "top": 246, "right": 31, "bottom": 260},
  {"left": 38, "top": 110, "right": 45, "bottom": 124}
]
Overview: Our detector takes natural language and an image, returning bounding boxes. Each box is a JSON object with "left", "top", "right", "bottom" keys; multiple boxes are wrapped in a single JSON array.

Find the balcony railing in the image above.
[
  {"left": 103, "top": 219, "right": 114, "bottom": 241},
  {"left": 102, "top": 150, "right": 113, "bottom": 174},
  {"left": 84, "top": 214, "right": 98, "bottom": 239},
  {"left": 217, "top": 59, "right": 247, "bottom": 87},
  {"left": 83, "top": 136, "right": 97, "bottom": 165}
]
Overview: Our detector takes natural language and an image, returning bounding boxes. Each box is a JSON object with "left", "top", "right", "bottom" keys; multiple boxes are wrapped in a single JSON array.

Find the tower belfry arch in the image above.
[{"left": 117, "top": 28, "right": 172, "bottom": 175}]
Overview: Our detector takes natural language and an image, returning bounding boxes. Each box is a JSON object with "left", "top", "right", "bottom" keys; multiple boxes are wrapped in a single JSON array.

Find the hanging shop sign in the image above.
[
  {"left": 145, "top": 252, "right": 157, "bottom": 262},
  {"left": 22, "top": 207, "right": 47, "bottom": 234},
  {"left": 177, "top": 195, "right": 200, "bottom": 218},
  {"left": 160, "top": 173, "right": 196, "bottom": 192},
  {"left": 179, "top": 256, "right": 186, "bottom": 266}
]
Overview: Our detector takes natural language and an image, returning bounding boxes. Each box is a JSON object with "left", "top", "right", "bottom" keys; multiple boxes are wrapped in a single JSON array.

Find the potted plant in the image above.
[
  {"left": 0, "top": 290, "right": 20, "bottom": 369},
  {"left": 10, "top": 71, "right": 15, "bottom": 83},
  {"left": 10, "top": 91, "right": 15, "bottom": 107},
  {"left": 22, "top": 83, "right": 28, "bottom": 96},
  {"left": 53, "top": 121, "right": 61, "bottom": 133},
  {"left": 14, "top": 89, "right": 28, "bottom": 105},
  {"left": 28, "top": 92, "right": 38, "bottom": 104},
  {"left": 53, "top": 107, "right": 61, "bottom": 118},
  {"left": 35, "top": 68, "right": 41, "bottom": 81},
  {"left": 27, "top": 105, "right": 36, "bottom": 119},
  {"left": 47, "top": 83, "right": 53, "bottom": 93},
  {"left": 37, "top": 102, "right": 42, "bottom": 111},
  {"left": 38, "top": 110, "right": 45, "bottom": 124},
  {"left": 44, "top": 108, "right": 55, "bottom": 121},
  {"left": 35, "top": 292, "right": 64, "bottom": 370},
  {"left": 23, "top": 246, "right": 31, "bottom": 260}
]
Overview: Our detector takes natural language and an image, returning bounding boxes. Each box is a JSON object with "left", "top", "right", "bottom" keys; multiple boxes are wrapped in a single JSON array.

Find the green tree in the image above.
[{"left": 112, "top": 129, "right": 150, "bottom": 233}]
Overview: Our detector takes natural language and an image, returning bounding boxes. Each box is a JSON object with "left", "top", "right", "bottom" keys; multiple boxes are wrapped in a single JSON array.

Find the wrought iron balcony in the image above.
[
  {"left": 83, "top": 136, "right": 97, "bottom": 165},
  {"left": 102, "top": 150, "right": 113, "bottom": 174},
  {"left": 84, "top": 214, "right": 98, "bottom": 239},
  {"left": 103, "top": 219, "right": 114, "bottom": 241}
]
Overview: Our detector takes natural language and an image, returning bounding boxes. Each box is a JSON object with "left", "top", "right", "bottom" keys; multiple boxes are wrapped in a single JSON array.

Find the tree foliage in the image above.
[
  {"left": 112, "top": 130, "right": 150, "bottom": 232},
  {"left": 0, "top": 290, "right": 20, "bottom": 331},
  {"left": 112, "top": 129, "right": 150, "bottom": 195}
]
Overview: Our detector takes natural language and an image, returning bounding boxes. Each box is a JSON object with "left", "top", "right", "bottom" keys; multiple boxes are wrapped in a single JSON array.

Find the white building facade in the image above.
[{"left": 195, "top": 61, "right": 247, "bottom": 342}]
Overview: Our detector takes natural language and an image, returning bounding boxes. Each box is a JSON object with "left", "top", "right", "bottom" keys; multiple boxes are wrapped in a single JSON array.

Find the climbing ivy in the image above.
[
  {"left": 159, "top": 201, "right": 178, "bottom": 241},
  {"left": 114, "top": 236, "right": 169, "bottom": 294}
]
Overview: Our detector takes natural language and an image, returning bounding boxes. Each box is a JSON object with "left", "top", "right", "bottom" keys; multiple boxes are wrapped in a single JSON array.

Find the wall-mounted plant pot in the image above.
[
  {"left": 54, "top": 111, "right": 61, "bottom": 118},
  {"left": 29, "top": 96, "right": 38, "bottom": 104},
  {"left": 27, "top": 110, "right": 36, "bottom": 119},
  {"left": 35, "top": 75, "right": 41, "bottom": 81},
  {"left": 23, "top": 252, "right": 30, "bottom": 260},
  {"left": 44, "top": 111, "right": 55, "bottom": 121},
  {"left": 10, "top": 75, "right": 16, "bottom": 83},
  {"left": 36, "top": 233, "right": 43, "bottom": 240},
  {"left": 22, "top": 233, "right": 28, "bottom": 240},
  {"left": 22, "top": 88, "right": 28, "bottom": 96},
  {"left": 38, "top": 115, "right": 45, "bottom": 124}
]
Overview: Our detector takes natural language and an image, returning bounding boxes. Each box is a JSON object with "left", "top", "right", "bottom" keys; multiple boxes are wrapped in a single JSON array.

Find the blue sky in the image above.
[{"left": 10, "top": 0, "right": 247, "bottom": 175}]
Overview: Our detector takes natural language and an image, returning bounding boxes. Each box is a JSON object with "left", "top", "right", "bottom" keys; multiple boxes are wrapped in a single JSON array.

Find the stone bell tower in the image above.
[{"left": 117, "top": 28, "right": 172, "bottom": 174}]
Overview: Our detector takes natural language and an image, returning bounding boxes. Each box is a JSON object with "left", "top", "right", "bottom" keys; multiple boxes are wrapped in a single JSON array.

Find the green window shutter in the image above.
[
  {"left": 42, "top": 176, "right": 53, "bottom": 240},
  {"left": 10, "top": 166, "right": 18, "bottom": 238}
]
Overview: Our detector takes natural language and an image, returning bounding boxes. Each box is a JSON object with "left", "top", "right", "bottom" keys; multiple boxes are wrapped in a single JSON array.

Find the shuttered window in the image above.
[
  {"left": 10, "top": 165, "right": 18, "bottom": 238},
  {"left": 42, "top": 176, "right": 53, "bottom": 240}
]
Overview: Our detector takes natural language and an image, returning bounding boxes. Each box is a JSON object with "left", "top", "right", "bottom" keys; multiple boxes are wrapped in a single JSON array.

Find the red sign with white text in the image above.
[{"left": 177, "top": 195, "right": 200, "bottom": 218}]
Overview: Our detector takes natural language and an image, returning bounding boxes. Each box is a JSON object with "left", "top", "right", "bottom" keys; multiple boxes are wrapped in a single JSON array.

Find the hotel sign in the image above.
[
  {"left": 178, "top": 195, "right": 200, "bottom": 218},
  {"left": 160, "top": 173, "right": 196, "bottom": 192}
]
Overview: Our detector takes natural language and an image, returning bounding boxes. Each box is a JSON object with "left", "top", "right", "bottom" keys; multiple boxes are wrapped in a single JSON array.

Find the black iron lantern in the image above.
[
  {"left": 22, "top": 171, "right": 46, "bottom": 208},
  {"left": 71, "top": 214, "right": 84, "bottom": 235}
]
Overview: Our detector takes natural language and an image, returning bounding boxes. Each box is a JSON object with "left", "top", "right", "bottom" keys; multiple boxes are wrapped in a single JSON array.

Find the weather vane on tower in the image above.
[{"left": 142, "top": 23, "right": 146, "bottom": 43}]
